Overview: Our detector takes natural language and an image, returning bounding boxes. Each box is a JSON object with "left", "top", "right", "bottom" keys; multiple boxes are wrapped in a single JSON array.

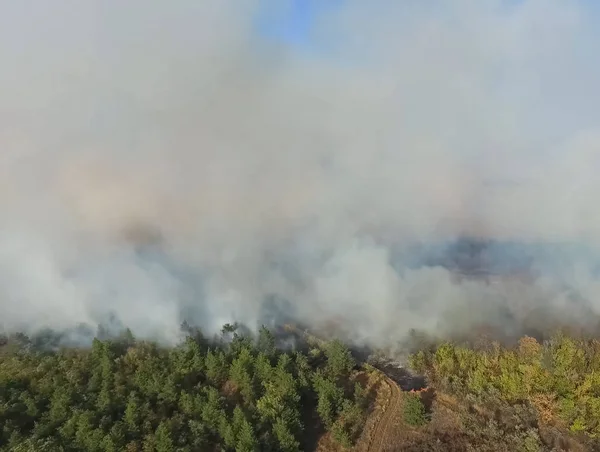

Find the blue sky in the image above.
[
  {"left": 255, "top": 0, "right": 589, "bottom": 49},
  {"left": 256, "top": 0, "right": 344, "bottom": 48}
]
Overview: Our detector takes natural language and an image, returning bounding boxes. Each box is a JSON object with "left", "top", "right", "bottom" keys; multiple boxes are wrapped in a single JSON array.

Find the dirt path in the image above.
[{"left": 367, "top": 377, "right": 401, "bottom": 452}]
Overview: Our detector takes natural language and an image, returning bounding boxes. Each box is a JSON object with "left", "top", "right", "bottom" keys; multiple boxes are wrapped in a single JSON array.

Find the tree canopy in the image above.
[{"left": 0, "top": 325, "right": 365, "bottom": 451}]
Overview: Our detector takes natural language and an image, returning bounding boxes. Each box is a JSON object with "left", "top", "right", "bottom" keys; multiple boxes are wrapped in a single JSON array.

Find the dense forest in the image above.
[
  {"left": 0, "top": 324, "right": 366, "bottom": 451},
  {"left": 4, "top": 324, "right": 600, "bottom": 451}
]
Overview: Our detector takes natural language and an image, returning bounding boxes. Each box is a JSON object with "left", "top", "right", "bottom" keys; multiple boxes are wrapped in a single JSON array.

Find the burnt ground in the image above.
[{"left": 374, "top": 362, "right": 426, "bottom": 391}]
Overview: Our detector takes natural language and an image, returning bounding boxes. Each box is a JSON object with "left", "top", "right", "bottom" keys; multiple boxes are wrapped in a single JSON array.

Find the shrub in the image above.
[{"left": 403, "top": 393, "right": 428, "bottom": 427}]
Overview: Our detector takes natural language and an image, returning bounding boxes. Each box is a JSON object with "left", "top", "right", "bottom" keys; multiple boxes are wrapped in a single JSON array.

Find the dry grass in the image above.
[{"left": 311, "top": 379, "right": 590, "bottom": 452}]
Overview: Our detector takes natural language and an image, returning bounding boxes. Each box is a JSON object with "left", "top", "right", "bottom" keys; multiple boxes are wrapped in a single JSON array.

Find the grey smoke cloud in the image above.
[{"left": 1, "top": 0, "right": 600, "bottom": 346}]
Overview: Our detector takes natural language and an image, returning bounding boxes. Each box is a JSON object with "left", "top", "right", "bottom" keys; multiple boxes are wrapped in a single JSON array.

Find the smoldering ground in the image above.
[{"left": 1, "top": 1, "right": 600, "bottom": 348}]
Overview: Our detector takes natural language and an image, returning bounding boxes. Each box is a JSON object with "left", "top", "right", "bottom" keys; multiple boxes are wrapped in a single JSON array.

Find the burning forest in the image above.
[{"left": 2, "top": 1, "right": 600, "bottom": 450}]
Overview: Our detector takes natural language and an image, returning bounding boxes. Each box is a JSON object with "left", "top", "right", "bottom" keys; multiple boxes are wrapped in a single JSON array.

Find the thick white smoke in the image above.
[{"left": 1, "top": 0, "right": 600, "bottom": 346}]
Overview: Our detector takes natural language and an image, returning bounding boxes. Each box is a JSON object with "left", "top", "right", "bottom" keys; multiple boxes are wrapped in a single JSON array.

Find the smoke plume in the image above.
[{"left": 1, "top": 0, "right": 600, "bottom": 347}]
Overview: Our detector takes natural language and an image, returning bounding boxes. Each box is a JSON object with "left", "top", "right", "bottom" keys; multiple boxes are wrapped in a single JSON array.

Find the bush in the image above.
[{"left": 403, "top": 393, "right": 428, "bottom": 427}]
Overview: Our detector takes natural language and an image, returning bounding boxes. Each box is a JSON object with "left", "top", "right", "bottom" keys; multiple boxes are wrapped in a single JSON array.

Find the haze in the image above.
[{"left": 1, "top": 0, "right": 600, "bottom": 347}]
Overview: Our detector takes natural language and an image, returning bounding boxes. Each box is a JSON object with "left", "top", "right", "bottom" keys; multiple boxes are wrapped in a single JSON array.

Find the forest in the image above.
[
  {"left": 407, "top": 333, "right": 600, "bottom": 451},
  {"left": 0, "top": 324, "right": 366, "bottom": 451},
  {"left": 4, "top": 324, "right": 600, "bottom": 451}
]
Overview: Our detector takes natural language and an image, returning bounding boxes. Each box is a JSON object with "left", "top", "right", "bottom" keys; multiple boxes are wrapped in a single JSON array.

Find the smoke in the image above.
[{"left": 1, "top": 0, "right": 600, "bottom": 347}]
